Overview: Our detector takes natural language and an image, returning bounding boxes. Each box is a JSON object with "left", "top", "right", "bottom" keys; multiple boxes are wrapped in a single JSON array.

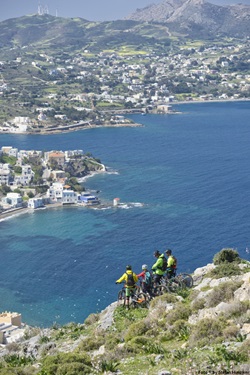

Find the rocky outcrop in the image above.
[{"left": 0, "top": 259, "right": 249, "bottom": 375}]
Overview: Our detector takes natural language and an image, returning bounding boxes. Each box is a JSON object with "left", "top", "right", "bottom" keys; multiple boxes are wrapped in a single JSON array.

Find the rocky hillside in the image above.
[
  {"left": 0, "top": 249, "right": 249, "bottom": 374},
  {"left": 125, "top": 0, "right": 250, "bottom": 38}
]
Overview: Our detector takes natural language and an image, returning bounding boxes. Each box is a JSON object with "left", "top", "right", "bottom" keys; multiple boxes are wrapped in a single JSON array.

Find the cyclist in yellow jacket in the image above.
[
  {"left": 116, "top": 265, "right": 138, "bottom": 307},
  {"left": 165, "top": 249, "right": 177, "bottom": 279}
]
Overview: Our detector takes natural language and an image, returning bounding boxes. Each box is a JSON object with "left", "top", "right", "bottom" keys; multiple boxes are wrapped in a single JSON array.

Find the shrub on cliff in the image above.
[
  {"left": 208, "top": 262, "right": 242, "bottom": 278},
  {"left": 41, "top": 352, "right": 92, "bottom": 375},
  {"left": 188, "top": 317, "right": 227, "bottom": 347},
  {"left": 213, "top": 248, "right": 240, "bottom": 265}
]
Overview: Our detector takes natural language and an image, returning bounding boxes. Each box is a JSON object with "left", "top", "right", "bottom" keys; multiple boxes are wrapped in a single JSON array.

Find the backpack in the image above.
[
  {"left": 161, "top": 256, "right": 168, "bottom": 271},
  {"left": 126, "top": 272, "right": 135, "bottom": 287},
  {"left": 172, "top": 256, "right": 177, "bottom": 269},
  {"left": 145, "top": 271, "right": 152, "bottom": 286}
]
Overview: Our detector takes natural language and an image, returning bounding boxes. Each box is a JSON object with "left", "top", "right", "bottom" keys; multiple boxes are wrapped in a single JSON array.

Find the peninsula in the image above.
[{"left": 0, "top": 146, "right": 105, "bottom": 216}]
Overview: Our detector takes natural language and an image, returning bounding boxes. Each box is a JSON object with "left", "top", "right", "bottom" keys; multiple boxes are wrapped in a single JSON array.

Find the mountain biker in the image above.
[
  {"left": 116, "top": 265, "right": 138, "bottom": 307},
  {"left": 152, "top": 250, "right": 165, "bottom": 286},
  {"left": 137, "top": 264, "right": 152, "bottom": 294},
  {"left": 165, "top": 249, "right": 177, "bottom": 279}
]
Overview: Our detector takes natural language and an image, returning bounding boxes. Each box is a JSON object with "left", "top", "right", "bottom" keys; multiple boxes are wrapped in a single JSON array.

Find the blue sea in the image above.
[{"left": 0, "top": 101, "right": 250, "bottom": 327}]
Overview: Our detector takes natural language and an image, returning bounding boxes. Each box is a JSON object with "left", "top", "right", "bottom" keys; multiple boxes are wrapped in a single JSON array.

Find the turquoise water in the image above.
[{"left": 0, "top": 101, "right": 250, "bottom": 326}]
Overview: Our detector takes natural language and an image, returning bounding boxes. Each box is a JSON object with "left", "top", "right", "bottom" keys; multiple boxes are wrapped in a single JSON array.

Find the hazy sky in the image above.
[{"left": 1, "top": 0, "right": 250, "bottom": 22}]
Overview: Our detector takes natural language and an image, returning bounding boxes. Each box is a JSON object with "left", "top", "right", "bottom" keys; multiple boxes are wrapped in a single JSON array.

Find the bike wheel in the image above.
[
  {"left": 154, "top": 285, "right": 169, "bottom": 296},
  {"left": 178, "top": 273, "right": 193, "bottom": 288},
  {"left": 117, "top": 289, "right": 126, "bottom": 307},
  {"left": 135, "top": 292, "right": 149, "bottom": 308},
  {"left": 166, "top": 277, "right": 183, "bottom": 293}
]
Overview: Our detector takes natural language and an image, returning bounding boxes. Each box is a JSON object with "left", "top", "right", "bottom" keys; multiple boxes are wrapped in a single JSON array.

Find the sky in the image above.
[{"left": 1, "top": 0, "right": 250, "bottom": 22}]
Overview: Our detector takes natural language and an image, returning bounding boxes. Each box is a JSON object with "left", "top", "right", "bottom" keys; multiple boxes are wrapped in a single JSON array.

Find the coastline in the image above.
[
  {"left": 0, "top": 203, "right": 63, "bottom": 222},
  {"left": 0, "top": 121, "right": 142, "bottom": 136},
  {"left": 0, "top": 99, "right": 249, "bottom": 135},
  {"left": 0, "top": 207, "right": 30, "bottom": 221},
  {"left": 172, "top": 98, "right": 250, "bottom": 105}
]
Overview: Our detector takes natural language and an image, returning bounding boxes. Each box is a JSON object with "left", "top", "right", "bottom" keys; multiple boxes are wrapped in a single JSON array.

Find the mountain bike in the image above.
[
  {"left": 163, "top": 269, "right": 193, "bottom": 291},
  {"left": 175, "top": 272, "right": 193, "bottom": 288},
  {"left": 163, "top": 275, "right": 183, "bottom": 293},
  {"left": 117, "top": 286, "right": 149, "bottom": 308},
  {"left": 153, "top": 284, "right": 169, "bottom": 296}
]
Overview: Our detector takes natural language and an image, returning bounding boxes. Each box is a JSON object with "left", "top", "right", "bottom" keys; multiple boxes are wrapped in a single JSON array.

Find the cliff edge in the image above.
[{"left": 0, "top": 248, "right": 249, "bottom": 374}]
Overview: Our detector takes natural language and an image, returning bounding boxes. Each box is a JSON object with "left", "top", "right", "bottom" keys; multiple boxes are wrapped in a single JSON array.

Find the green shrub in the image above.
[
  {"left": 166, "top": 302, "right": 192, "bottom": 325},
  {"left": 56, "top": 362, "right": 92, "bottom": 375},
  {"left": 78, "top": 335, "right": 105, "bottom": 351},
  {"left": 172, "top": 348, "right": 188, "bottom": 359},
  {"left": 98, "top": 359, "right": 119, "bottom": 373},
  {"left": 211, "top": 344, "right": 248, "bottom": 365},
  {"left": 171, "top": 320, "right": 191, "bottom": 341},
  {"left": 208, "top": 262, "right": 242, "bottom": 278},
  {"left": 222, "top": 324, "right": 240, "bottom": 340},
  {"left": 206, "top": 280, "right": 242, "bottom": 308},
  {"left": 125, "top": 336, "right": 151, "bottom": 354},
  {"left": 213, "top": 248, "right": 240, "bottom": 265},
  {"left": 133, "top": 336, "right": 151, "bottom": 346},
  {"left": 113, "top": 306, "right": 148, "bottom": 332},
  {"left": 191, "top": 297, "right": 206, "bottom": 312},
  {"left": 104, "top": 334, "right": 120, "bottom": 351},
  {"left": 124, "top": 320, "right": 150, "bottom": 342},
  {"left": 238, "top": 338, "right": 250, "bottom": 359},
  {"left": 0, "top": 369, "right": 29, "bottom": 375},
  {"left": 189, "top": 318, "right": 227, "bottom": 347},
  {"left": 3, "top": 354, "right": 34, "bottom": 367},
  {"left": 143, "top": 341, "right": 167, "bottom": 354},
  {"left": 41, "top": 352, "right": 92, "bottom": 375},
  {"left": 39, "top": 335, "right": 50, "bottom": 344}
]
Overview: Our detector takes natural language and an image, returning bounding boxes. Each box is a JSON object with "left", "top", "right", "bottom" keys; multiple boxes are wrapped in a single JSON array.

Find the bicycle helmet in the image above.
[
  {"left": 126, "top": 265, "right": 132, "bottom": 270},
  {"left": 166, "top": 249, "right": 172, "bottom": 255},
  {"left": 154, "top": 250, "right": 160, "bottom": 257},
  {"left": 142, "top": 264, "right": 148, "bottom": 270}
]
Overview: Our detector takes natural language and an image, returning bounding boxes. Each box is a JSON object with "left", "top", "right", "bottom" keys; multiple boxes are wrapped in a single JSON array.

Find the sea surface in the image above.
[{"left": 0, "top": 101, "right": 250, "bottom": 327}]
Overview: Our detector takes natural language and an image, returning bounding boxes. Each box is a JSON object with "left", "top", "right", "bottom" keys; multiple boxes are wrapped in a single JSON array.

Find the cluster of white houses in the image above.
[
  {"left": 1, "top": 183, "right": 100, "bottom": 210},
  {"left": 0, "top": 146, "right": 101, "bottom": 212}
]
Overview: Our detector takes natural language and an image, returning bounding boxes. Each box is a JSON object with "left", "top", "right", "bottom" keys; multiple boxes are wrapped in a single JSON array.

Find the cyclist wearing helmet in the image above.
[
  {"left": 165, "top": 249, "right": 177, "bottom": 279},
  {"left": 137, "top": 264, "right": 152, "bottom": 294},
  {"left": 152, "top": 250, "right": 165, "bottom": 285},
  {"left": 116, "top": 265, "right": 138, "bottom": 307}
]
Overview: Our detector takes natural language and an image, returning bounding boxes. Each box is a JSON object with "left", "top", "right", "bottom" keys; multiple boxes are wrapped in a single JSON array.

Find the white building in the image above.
[
  {"left": 62, "top": 190, "right": 78, "bottom": 204},
  {"left": 46, "top": 183, "right": 78, "bottom": 204},
  {"left": 47, "top": 182, "right": 64, "bottom": 202},
  {"left": 1, "top": 193, "right": 23, "bottom": 208},
  {"left": 0, "top": 163, "right": 12, "bottom": 185},
  {"left": 28, "top": 197, "right": 44, "bottom": 209},
  {"left": 14, "top": 165, "right": 34, "bottom": 186}
]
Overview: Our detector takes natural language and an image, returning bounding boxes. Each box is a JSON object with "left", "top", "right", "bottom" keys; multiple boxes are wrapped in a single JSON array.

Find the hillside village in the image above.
[
  {"left": 0, "top": 146, "right": 105, "bottom": 213},
  {"left": 0, "top": 20, "right": 249, "bottom": 133}
]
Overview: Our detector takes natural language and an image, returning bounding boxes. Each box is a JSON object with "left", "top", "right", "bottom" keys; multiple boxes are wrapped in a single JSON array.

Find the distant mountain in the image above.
[
  {"left": 125, "top": 0, "right": 250, "bottom": 38},
  {"left": 0, "top": 1, "right": 249, "bottom": 54}
]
